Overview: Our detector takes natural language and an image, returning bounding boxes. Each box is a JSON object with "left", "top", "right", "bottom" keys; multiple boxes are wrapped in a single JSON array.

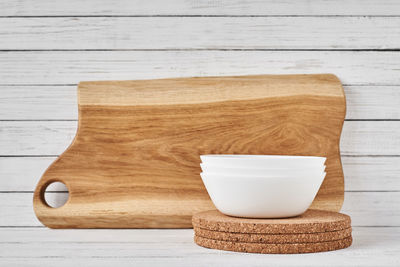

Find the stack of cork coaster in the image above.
[{"left": 192, "top": 209, "right": 352, "bottom": 254}]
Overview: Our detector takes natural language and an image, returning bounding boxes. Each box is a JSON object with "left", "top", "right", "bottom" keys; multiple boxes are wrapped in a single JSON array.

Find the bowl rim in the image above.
[
  {"left": 200, "top": 172, "right": 327, "bottom": 179},
  {"left": 200, "top": 163, "right": 326, "bottom": 171},
  {"left": 200, "top": 154, "right": 326, "bottom": 160}
]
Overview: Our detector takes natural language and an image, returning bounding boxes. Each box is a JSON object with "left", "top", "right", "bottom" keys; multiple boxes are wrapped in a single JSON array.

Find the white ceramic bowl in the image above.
[
  {"left": 200, "top": 163, "right": 326, "bottom": 176},
  {"left": 200, "top": 172, "right": 326, "bottom": 218},
  {"left": 200, "top": 155, "right": 326, "bottom": 169}
]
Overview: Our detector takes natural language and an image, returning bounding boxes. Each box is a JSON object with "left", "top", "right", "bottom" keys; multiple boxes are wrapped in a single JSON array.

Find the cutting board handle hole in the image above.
[{"left": 43, "top": 181, "right": 69, "bottom": 208}]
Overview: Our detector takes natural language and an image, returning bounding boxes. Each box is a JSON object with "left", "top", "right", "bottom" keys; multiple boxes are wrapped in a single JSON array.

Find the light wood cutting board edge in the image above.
[{"left": 33, "top": 74, "right": 346, "bottom": 228}]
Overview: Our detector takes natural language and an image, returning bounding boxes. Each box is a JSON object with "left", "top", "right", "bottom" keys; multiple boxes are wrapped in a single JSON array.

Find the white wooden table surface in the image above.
[{"left": 1, "top": 1, "right": 400, "bottom": 266}]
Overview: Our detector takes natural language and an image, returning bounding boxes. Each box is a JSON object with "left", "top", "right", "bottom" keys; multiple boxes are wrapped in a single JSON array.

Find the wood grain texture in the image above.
[
  {"left": 2, "top": 121, "right": 398, "bottom": 156},
  {"left": 0, "top": 0, "right": 399, "bottom": 264},
  {"left": 2, "top": 85, "right": 399, "bottom": 120},
  {"left": 5, "top": 192, "right": 400, "bottom": 227},
  {"left": 4, "top": 156, "right": 400, "bottom": 192},
  {"left": 2, "top": 51, "right": 400, "bottom": 85},
  {"left": 32, "top": 74, "right": 346, "bottom": 228},
  {"left": 2, "top": 17, "right": 400, "bottom": 50},
  {"left": 1, "top": 0, "right": 399, "bottom": 16}
]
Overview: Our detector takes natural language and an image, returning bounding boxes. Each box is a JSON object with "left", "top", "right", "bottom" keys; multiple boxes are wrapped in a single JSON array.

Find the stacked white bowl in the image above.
[{"left": 200, "top": 155, "right": 326, "bottom": 219}]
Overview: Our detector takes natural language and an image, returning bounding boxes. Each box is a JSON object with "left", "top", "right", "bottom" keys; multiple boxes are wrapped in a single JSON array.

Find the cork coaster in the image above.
[
  {"left": 192, "top": 209, "right": 351, "bottom": 234},
  {"left": 194, "top": 235, "right": 353, "bottom": 254},
  {"left": 194, "top": 227, "right": 352, "bottom": 244}
]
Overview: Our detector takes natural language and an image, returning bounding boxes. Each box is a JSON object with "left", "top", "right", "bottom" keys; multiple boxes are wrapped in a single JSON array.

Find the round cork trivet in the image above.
[
  {"left": 194, "top": 227, "right": 352, "bottom": 244},
  {"left": 194, "top": 235, "right": 352, "bottom": 254},
  {"left": 192, "top": 209, "right": 351, "bottom": 234}
]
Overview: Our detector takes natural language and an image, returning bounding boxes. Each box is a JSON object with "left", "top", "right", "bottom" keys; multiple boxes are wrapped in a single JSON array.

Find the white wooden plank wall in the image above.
[{"left": 0, "top": 1, "right": 399, "bottom": 266}]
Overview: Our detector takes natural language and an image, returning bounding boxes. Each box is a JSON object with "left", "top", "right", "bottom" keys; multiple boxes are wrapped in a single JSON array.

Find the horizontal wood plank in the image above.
[
  {"left": 1, "top": 121, "right": 399, "bottom": 156},
  {"left": 0, "top": 121, "right": 78, "bottom": 156},
  {"left": 1, "top": 51, "right": 400, "bottom": 85},
  {"left": 2, "top": 192, "right": 399, "bottom": 227},
  {"left": 0, "top": 228, "right": 398, "bottom": 267},
  {"left": 342, "top": 157, "right": 400, "bottom": 191},
  {"left": 0, "top": 86, "right": 78, "bottom": 120},
  {"left": 2, "top": 85, "right": 400, "bottom": 120},
  {"left": 340, "top": 121, "right": 400, "bottom": 155},
  {"left": 1, "top": 0, "right": 399, "bottom": 16},
  {"left": 1, "top": 1, "right": 399, "bottom": 264},
  {"left": 2, "top": 156, "right": 400, "bottom": 192},
  {"left": 0, "top": 157, "right": 56, "bottom": 191},
  {"left": 1, "top": 17, "right": 400, "bottom": 50},
  {"left": 341, "top": 192, "right": 400, "bottom": 226},
  {"left": 345, "top": 86, "right": 400, "bottom": 119}
]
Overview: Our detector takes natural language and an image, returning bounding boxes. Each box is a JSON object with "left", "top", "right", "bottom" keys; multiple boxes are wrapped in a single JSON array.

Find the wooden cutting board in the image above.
[{"left": 33, "top": 74, "right": 346, "bottom": 228}]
